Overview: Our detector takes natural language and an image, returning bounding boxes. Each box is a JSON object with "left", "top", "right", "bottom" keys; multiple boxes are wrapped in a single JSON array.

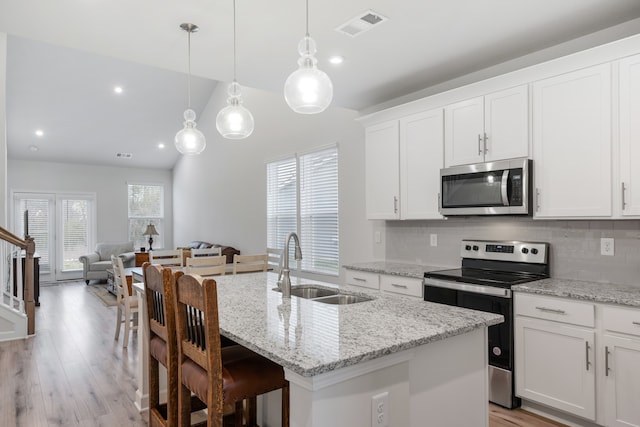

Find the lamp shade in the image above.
[
  {"left": 284, "top": 36, "right": 333, "bottom": 114},
  {"left": 144, "top": 224, "right": 159, "bottom": 236},
  {"left": 175, "top": 109, "right": 206, "bottom": 155}
]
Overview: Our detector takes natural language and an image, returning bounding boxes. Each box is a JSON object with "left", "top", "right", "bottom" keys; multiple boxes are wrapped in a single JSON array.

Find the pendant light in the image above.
[
  {"left": 284, "top": 0, "right": 333, "bottom": 114},
  {"left": 175, "top": 23, "right": 206, "bottom": 155},
  {"left": 216, "top": 0, "right": 255, "bottom": 139}
]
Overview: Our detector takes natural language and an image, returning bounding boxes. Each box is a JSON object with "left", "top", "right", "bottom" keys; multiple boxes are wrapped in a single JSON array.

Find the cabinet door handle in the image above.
[
  {"left": 478, "top": 134, "right": 483, "bottom": 155},
  {"left": 535, "top": 188, "right": 541, "bottom": 212},
  {"left": 585, "top": 341, "right": 591, "bottom": 371},
  {"left": 353, "top": 277, "right": 366, "bottom": 282},
  {"left": 632, "top": 321, "right": 640, "bottom": 326},
  {"left": 483, "top": 132, "right": 488, "bottom": 154},
  {"left": 391, "top": 283, "right": 408, "bottom": 289},
  {"left": 535, "top": 306, "right": 566, "bottom": 315},
  {"left": 622, "top": 182, "right": 627, "bottom": 210},
  {"left": 393, "top": 196, "right": 398, "bottom": 214},
  {"left": 605, "top": 346, "right": 611, "bottom": 377}
]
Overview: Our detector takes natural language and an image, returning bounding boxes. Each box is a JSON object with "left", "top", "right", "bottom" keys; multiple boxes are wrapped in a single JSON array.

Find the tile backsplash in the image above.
[{"left": 386, "top": 218, "right": 640, "bottom": 287}]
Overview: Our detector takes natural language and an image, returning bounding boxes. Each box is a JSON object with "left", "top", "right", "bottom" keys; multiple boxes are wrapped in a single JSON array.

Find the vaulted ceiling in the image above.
[{"left": 3, "top": 0, "right": 640, "bottom": 168}]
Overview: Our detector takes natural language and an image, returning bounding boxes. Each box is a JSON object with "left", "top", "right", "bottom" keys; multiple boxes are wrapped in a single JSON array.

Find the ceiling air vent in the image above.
[
  {"left": 335, "top": 10, "right": 388, "bottom": 37},
  {"left": 116, "top": 152, "right": 133, "bottom": 159}
]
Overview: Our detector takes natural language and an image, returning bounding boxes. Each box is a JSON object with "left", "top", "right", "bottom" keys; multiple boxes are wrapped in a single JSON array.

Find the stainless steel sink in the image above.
[
  {"left": 290, "top": 285, "right": 339, "bottom": 299},
  {"left": 311, "top": 294, "right": 373, "bottom": 305},
  {"left": 272, "top": 285, "right": 373, "bottom": 305}
]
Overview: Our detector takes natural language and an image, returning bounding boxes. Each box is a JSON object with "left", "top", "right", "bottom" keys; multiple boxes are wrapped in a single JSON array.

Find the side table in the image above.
[{"left": 135, "top": 252, "right": 150, "bottom": 267}]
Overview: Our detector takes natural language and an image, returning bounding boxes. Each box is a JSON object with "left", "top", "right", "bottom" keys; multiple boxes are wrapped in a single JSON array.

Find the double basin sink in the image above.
[{"left": 276, "top": 285, "right": 373, "bottom": 305}]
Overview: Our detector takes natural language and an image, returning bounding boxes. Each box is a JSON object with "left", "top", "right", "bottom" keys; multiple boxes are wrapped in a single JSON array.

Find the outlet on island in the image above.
[{"left": 371, "top": 391, "right": 389, "bottom": 427}]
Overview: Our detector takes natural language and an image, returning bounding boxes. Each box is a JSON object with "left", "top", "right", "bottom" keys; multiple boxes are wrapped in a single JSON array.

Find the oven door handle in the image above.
[
  {"left": 501, "top": 170, "right": 510, "bottom": 206},
  {"left": 423, "top": 277, "right": 511, "bottom": 298}
]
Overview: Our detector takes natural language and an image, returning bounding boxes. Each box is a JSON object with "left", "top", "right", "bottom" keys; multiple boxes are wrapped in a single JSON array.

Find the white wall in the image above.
[
  {"left": 0, "top": 33, "right": 7, "bottom": 227},
  {"left": 8, "top": 159, "right": 173, "bottom": 247},
  {"left": 173, "top": 84, "right": 380, "bottom": 282}
]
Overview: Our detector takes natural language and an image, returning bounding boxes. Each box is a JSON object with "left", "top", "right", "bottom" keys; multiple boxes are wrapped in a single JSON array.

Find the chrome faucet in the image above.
[{"left": 278, "top": 232, "right": 302, "bottom": 298}]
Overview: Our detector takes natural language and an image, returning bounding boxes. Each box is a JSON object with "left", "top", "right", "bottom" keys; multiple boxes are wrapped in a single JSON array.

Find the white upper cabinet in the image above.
[
  {"left": 618, "top": 54, "right": 640, "bottom": 217},
  {"left": 400, "top": 109, "right": 444, "bottom": 220},
  {"left": 365, "top": 109, "right": 444, "bottom": 220},
  {"left": 532, "top": 64, "right": 612, "bottom": 218},
  {"left": 365, "top": 121, "right": 400, "bottom": 219},
  {"left": 444, "top": 85, "right": 528, "bottom": 167}
]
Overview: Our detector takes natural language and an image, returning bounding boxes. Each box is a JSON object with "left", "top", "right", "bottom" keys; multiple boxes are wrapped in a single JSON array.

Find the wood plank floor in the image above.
[{"left": 0, "top": 281, "right": 567, "bottom": 426}]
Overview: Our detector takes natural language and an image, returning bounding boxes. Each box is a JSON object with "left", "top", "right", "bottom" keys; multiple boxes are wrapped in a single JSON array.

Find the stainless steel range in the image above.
[{"left": 423, "top": 239, "right": 549, "bottom": 408}]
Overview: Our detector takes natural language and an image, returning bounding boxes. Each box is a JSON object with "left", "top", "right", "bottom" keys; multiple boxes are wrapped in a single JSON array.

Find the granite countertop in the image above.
[
  {"left": 513, "top": 278, "right": 640, "bottom": 308},
  {"left": 210, "top": 272, "right": 502, "bottom": 377},
  {"left": 343, "top": 261, "right": 449, "bottom": 279}
]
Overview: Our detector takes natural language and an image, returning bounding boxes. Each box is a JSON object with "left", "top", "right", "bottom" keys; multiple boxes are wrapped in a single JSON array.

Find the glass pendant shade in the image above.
[
  {"left": 175, "top": 109, "right": 206, "bottom": 155},
  {"left": 216, "top": 81, "right": 254, "bottom": 139},
  {"left": 284, "top": 35, "right": 333, "bottom": 114}
]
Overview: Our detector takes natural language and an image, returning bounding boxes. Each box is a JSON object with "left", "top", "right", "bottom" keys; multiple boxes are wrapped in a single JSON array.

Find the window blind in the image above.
[
  {"left": 61, "top": 199, "right": 89, "bottom": 271},
  {"left": 299, "top": 147, "right": 339, "bottom": 275},
  {"left": 266, "top": 157, "right": 297, "bottom": 250},
  {"left": 266, "top": 146, "right": 339, "bottom": 276}
]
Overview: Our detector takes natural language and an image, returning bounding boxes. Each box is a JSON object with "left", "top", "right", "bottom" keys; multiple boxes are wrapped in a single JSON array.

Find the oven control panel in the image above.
[{"left": 461, "top": 240, "right": 548, "bottom": 264}]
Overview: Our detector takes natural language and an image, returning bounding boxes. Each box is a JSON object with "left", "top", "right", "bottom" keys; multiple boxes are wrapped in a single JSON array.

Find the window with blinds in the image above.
[
  {"left": 267, "top": 146, "right": 339, "bottom": 276},
  {"left": 17, "top": 198, "right": 51, "bottom": 273},
  {"left": 61, "top": 199, "right": 90, "bottom": 271},
  {"left": 128, "top": 184, "right": 164, "bottom": 250}
]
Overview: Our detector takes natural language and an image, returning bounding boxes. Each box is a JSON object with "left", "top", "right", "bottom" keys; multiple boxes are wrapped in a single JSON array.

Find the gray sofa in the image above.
[{"left": 79, "top": 242, "right": 135, "bottom": 284}]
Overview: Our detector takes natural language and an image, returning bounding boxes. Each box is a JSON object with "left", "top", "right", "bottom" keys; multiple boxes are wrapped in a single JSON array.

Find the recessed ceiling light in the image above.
[
  {"left": 35, "top": 129, "right": 44, "bottom": 137},
  {"left": 114, "top": 86, "right": 123, "bottom": 94},
  {"left": 329, "top": 56, "right": 344, "bottom": 65},
  {"left": 158, "top": 143, "right": 165, "bottom": 149},
  {"left": 29, "top": 145, "right": 39, "bottom": 152}
]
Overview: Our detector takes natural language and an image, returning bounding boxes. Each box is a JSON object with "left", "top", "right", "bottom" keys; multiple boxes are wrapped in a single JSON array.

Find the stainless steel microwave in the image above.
[{"left": 439, "top": 158, "right": 532, "bottom": 216}]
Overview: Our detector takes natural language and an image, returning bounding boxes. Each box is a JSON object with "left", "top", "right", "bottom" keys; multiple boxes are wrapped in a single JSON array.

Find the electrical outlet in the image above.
[
  {"left": 375, "top": 231, "right": 382, "bottom": 244},
  {"left": 601, "top": 238, "right": 615, "bottom": 256},
  {"left": 371, "top": 392, "right": 389, "bottom": 427},
  {"left": 430, "top": 234, "right": 438, "bottom": 247}
]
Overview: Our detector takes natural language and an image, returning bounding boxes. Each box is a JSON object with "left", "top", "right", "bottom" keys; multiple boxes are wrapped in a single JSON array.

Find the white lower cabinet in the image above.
[
  {"left": 515, "top": 294, "right": 596, "bottom": 421},
  {"left": 515, "top": 293, "right": 640, "bottom": 426},
  {"left": 602, "top": 306, "right": 640, "bottom": 427},
  {"left": 344, "top": 269, "right": 379, "bottom": 290},
  {"left": 379, "top": 275, "right": 423, "bottom": 298},
  {"left": 344, "top": 269, "right": 423, "bottom": 298}
]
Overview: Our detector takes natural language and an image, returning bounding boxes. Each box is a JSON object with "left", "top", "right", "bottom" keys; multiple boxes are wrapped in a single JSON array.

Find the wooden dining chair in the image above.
[
  {"left": 232, "top": 253, "right": 268, "bottom": 274},
  {"left": 142, "top": 263, "right": 210, "bottom": 427},
  {"left": 185, "top": 255, "right": 227, "bottom": 277},
  {"left": 111, "top": 254, "right": 138, "bottom": 348},
  {"left": 173, "top": 272, "right": 290, "bottom": 427},
  {"left": 149, "top": 249, "right": 184, "bottom": 267}
]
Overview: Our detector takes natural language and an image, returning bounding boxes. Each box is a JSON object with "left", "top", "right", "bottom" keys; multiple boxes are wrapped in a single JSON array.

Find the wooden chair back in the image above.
[
  {"left": 232, "top": 253, "right": 268, "bottom": 274},
  {"left": 173, "top": 273, "right": 224, "bottom": 412},
  {"left": 185, "top": 255, "right": 226, "bottom": 277},
  {"left": 190, "top": 247, "right": 222, "bottom": 257},
  {"left": 267, "top": 247, "right": 283, "bottom": 274},
  {"left": 111, "top": 254, "right": 130, "bottom": 298},
  {"left": 149, "top": 249, "right": 183, "bottom": 267},
  {"left": 142, "top": 263, "right": 173, "bottom": 351},
  {"left": 142, "top": 263, "right": 178, "bottom": 426}
]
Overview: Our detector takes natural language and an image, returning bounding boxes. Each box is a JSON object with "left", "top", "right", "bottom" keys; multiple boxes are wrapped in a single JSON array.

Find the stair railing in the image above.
[{"left": 0, "top": 226, "right": 35, "bottom": 335}]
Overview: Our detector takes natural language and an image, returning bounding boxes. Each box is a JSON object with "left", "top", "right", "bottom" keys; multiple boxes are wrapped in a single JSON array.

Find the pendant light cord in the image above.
[
  {"left": 187, "top": 28, "right": 192, "bottom": 109},
  {"left": 233, "top": 0, "right": 237, "bottom": 82},
  {"left": 305, "top": 0, "right": 309, "bottom": 37}
]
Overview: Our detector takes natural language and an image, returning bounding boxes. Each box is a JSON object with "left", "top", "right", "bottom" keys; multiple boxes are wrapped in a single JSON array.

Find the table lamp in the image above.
[{"left": 144, "top": 224, "right": 159, "bottom": 251}]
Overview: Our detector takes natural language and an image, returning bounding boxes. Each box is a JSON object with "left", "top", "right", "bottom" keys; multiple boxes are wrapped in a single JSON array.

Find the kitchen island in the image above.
[{"left": 133, "top": 271, "right": 503, "bottom": 427}]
